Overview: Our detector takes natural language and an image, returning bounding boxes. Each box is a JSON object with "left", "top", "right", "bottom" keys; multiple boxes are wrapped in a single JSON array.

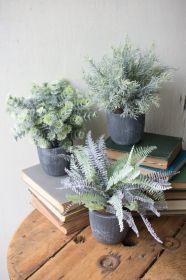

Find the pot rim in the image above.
[
  {"left": 107, "top": 110, "right": 145, "bottom": 118},
  {"left": 89, "top": 209, "right": 118, "bottom": 219},
  {"left": 37, "top": 145, "right": 65, "bottom": 151}
]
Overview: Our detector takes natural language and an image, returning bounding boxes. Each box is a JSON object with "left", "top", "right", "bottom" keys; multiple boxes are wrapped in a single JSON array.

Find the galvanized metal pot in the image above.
[
  {"left": 89, "top": 210, "right": 129, "bottom": 244},
  {"left": 37, "top": 146, "right": 69, "bottom": 177},
  {"left": 107, "top": 112, "right": 145, "bottom": 145}
]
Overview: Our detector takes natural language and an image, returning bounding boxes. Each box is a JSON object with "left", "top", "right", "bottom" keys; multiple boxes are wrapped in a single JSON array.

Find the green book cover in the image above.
[
  {"left": 171, "top": 164, "right": 186, "bottom": 184},
  {"left": 106, "top": 133, "right": 182, "bottom": 161},
  {"left": 165, "top": 164, "right": 186, "bottom": 192}
]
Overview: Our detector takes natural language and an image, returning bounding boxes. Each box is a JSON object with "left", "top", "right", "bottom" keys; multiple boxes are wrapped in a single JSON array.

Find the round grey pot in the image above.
[
  {"left": 89, "top": 210, "right": 129, "bottom": 244},
  {"left": 37, "top": 146, "right": 69, "bottom": 177},
  {"left": 107, "top": 112, "right": 145, "bottom": 145}
]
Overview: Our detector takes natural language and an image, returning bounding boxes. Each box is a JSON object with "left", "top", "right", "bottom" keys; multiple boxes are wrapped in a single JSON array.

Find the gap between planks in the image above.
[
  {"left": 24, "top": 227, "right": 87, "bottom": 280},
  {"left": 26, "top": 216, "right": 185, "bottom": 280},
  {"left": 139, "top": 220, "right": 186, "bottom": 279}
]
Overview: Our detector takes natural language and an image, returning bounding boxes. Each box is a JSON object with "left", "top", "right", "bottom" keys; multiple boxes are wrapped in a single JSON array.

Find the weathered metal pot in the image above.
[
  {"left": 37, "top": 146, "right": 69, "bottom": 177},
  {"left": 107, "top": 112, "right": 145, "bottom": 145},
  {"left": 89, "top": 210, "right": 129, "bottom": 244}
]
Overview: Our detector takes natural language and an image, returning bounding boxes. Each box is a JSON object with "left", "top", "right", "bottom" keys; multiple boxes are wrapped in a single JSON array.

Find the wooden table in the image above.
[{"left": 7, "top": 210, "right": 186, "bottom": 280}]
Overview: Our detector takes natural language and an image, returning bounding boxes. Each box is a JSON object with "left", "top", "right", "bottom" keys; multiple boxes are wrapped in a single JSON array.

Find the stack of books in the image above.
[
  {"left": 22, "top": 165, "right": 89, "bottom": 234},
  {"left": 106, "top": 132, "right": 186, "bottom": 214}
]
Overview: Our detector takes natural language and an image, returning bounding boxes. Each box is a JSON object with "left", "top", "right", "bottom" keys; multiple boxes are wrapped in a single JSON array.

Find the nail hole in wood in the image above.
[
  {"left": 73, "top": 235, "right": 85, "bottom": 244},
  {"left": 122, "top": 236, "right": 138, "bottom": 247},
  {"left": 97, "top": 253, "right": 120, "bottom": 272},
  {"left": 162, "top": 237, "right": 181, "bottom": 250},
  {"left": 138, "top": 253, "right": 146, "bottom": 259}
]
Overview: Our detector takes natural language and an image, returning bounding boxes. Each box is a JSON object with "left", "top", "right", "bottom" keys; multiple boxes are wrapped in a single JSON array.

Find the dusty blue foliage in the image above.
[
  {"left": 84, "top": 38, "right": 172, "bottom": 118},
  {"left": 64, "top": 132, "right": 173, "bottom": 243}
]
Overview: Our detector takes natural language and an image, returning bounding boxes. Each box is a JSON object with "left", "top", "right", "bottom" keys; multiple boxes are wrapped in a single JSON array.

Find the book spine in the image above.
[
  {"left": 31, "top": 195, "right": 89, "bottom": 235},
  {"left": 29, "top": 188, "right": 87, "bottom": 222},
  {"left": 22, "top": 172, "right": 65, "bottom": 212},
  {"left": 32, "top": 196, "right": 64, "bottom": 226},
  {"left": 165, "top": 192, "right": 186, "bottom": 200},
  {"left": 106, "top": 150, "right": 168, "bottom": 169},
  {"left": 28, "top": 186, "right": 85, "bottom": 215},
  {"left": 61, "top": 215, "right": 89, "bottom": 235}
]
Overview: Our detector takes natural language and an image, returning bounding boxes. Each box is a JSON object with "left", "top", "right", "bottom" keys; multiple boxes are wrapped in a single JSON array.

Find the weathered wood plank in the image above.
[
  {"left": 142, "top": 222, "right": 186, "bottom": 280},
  {"left": 28, "top": 216, "right": 185, "bottom": 280},
  {"left": 7, "top": 210, "right": 78, "bottom": 280}
]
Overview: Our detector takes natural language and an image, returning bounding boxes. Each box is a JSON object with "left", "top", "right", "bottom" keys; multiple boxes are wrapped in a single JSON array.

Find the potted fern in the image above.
[
  {"left": 63, "top": 132, "right": 172, "bottom": 244},
  {"left": 7, "top": 79, "right": 94, "bottom": 176},
  {"left": 84, "top": 38, "right": 171, "bottom": 145}
]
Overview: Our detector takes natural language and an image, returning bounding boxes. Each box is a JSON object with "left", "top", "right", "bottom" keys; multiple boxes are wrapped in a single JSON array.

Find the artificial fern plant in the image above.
[
  {"left": 83, "top": 38, "right": 171, "bottom": 118},
  {"left": 7, "top": 79, "right": 94, "bottom": 149},
  {"left": 63, "top": 132, "right": 173, "bottom": 243}
]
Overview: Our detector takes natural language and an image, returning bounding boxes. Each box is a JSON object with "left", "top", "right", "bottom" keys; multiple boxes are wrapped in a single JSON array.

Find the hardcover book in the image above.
[
  {"left": 165, "top": 191, "right": 186, "bottom": 200},
  {"left": 106, "top": 133, "right": 182, "bottom": 169},
  {"left": 29, "top": 188, "right": 87, "bottom": 222},
  {"left": 31, "top": 196, "right": 89, "bottom": 235},
  {"left": 166, "top": 200, "right": 186, "bottom": 210},
  {"left": 170, "top": 164, "right": 186, "bottom": 190},
  {"left": 22, "top": 164, "right": 83, "bottom": 214},
  {"left": 140, "top": 150, "right": 186, "bottom": 178}
]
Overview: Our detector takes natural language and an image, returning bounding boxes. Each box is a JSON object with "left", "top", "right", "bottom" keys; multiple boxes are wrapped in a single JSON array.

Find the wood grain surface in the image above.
[
  {"left": 7, "top": 210, "right": 78, "bottom": 279},
  {"left": 7, "top": 210, "right": 186, "bottom": 280}
]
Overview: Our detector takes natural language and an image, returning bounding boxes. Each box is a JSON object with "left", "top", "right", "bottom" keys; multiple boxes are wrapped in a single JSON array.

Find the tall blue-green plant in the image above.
[
  {"left": 7, "top": 79, "right": 95, "bottom": 148},
  {"left": 63, "top": 132, "right": 173, "bottom": 243},
  {"left": 84, "top": 38, "right": 172, "bottom": 118}
]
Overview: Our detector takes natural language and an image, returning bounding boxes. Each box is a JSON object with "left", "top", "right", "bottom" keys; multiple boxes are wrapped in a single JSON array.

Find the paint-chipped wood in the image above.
[{"left": 7, "top": 211, "right": 186, "bottom": 280}]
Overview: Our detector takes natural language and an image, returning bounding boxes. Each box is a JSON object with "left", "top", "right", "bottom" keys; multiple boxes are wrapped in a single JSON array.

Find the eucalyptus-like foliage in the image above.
[
  {"left": 64, "top": 132, "right": 173, "bottom": 243},
  {"left": 7, "top": 79, "right": 95, "bottom": 148},
  {"left": 83, "top": 38, "right": 172, "bottom": 118}
]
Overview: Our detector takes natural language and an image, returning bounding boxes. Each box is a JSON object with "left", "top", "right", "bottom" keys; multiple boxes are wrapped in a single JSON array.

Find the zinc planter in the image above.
[
  {"left": 37, "top": 146, "right": 69, "bottom": 177},
  {"left": 107, "top": 112, "right": 145, "bottom": 145},
  {"left": 89, "top": 210, "right": 129, "bottom": 244}
]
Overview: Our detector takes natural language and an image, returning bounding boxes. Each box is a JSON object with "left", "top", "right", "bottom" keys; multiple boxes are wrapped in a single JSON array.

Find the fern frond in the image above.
[
  {"left": 138, "top": 201, "right": 160, "bottom": 217},
  {"left": 145, "top": 170, "right": 177, "bottom": 182},
  {"left": 63, "top": 170, "right": 86, "bottom": 194},
  {"left": 73, "top": 147, "right": 95, "bottom": 183},
  {"left": 126, "top": 145, "right": 135, "bottom": 165},
  {"left": 130, "top": 190, "right": 154, "bottom": 204},
  {"left": 67, "top": 193, "right": 107, "bottom": 209},
  {"left": 127, "top": 176, "right": 172, "bottom": 192},
  {"left": 86, "top": 131, "right": 108, "bottom": 187},
  {"left": 155, "top": 200, "right": 168, "bottom": 210},
  {"left": 84, "top": 202, "right": 104, "bottom": 210},
  {"left": 109, "top": 191, "right": 124, "bottom": 231},
  {"left": 96, "top": 134, "right": 109, "bottom": 164},
  {"left": 64, "top": 132, "right": 169, "bottom": 243},
  {"left": 131, "top": 146, "right": 157, "bottom": 166},
  {"left": 140, "top": 214, "right": 162, "bottom": 243},
  {"left": 107, "top": 164, "right": 133, "bottom": 190},
  {"left": 123, "top": 210, "right": 139, "bottom": 237},
  {"left": 108, "top": 155, "right": 128, "bottom": 177}
]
